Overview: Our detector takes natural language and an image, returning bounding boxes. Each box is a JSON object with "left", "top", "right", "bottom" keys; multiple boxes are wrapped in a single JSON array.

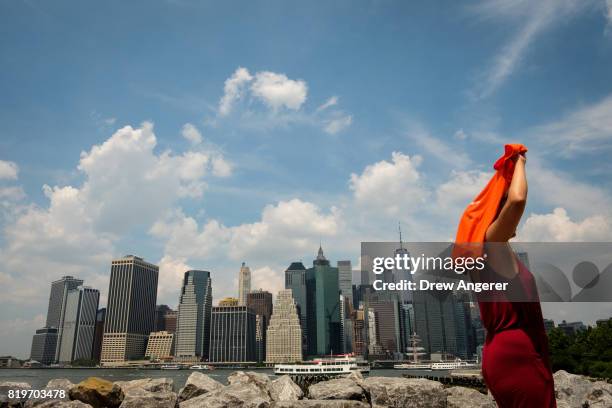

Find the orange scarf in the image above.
[{"left": 453, "top": 144, "right": 527, "bottom": 258}]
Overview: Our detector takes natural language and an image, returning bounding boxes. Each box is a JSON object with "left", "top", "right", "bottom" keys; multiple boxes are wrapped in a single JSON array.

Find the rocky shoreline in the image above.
[{"left": 1, "top": 369, "right": 610, "bottom": 407}]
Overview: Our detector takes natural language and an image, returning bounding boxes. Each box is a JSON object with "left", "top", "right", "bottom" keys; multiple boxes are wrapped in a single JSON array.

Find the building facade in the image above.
[
  {"left": 92, "top": 308, "right": 106, "bottom": 362},
  {"left": 101, "top": 255, "right": 159, "bottom": 364},
  {"left": 337, "top": 260, "right": 353, "bottom": 307},
  {"left": 58, "top": 286, "right": 100, "bottom": 363},
  {"left": 266, "top": 289, "right": 302, "bottom": 363},
  {"left": 238, "top": 262, "right": 251, "bottom": 306},
  {"left": 209, "top": 305, "right": 256, "bottom": 362},
  {"left": 30, "top": 327, "right": 58, "bottom": 365},
  {"left": 306, "top": 246, "right": 341, "bottom": 356},
  {"left": 145, "top": 331, "right": 174, "bottom": 360},
  {"left": 175, "top": 270, "right": 212, "bottom": 361},
  {"left": 285, "top": 262, "right": 308, "bottom": 354},
  {"left": 46, "top": 276, "right": 84, "bottom": 362},
  {"left": 246, "top": 290, "right": 273, "bottom": 363}
]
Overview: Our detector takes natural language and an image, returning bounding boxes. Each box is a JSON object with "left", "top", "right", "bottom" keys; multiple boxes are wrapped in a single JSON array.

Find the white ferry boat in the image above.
[
  {"left": 190, "top": 364, "right": 214, "bottom": 370},
  {"left": 431, "top": 359, "right": 478, "bottom": 370},
  {"left": 393, "top": 362, "right": 432, "bottom": 370},
  {"left": 160, "top": 364, "right": 181, "bottom": 370},
  {"left": 274, "top": 354, "right": 370, "bottom": 376}
]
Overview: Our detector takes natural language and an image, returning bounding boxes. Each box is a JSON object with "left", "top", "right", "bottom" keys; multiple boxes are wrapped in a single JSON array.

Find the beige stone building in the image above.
[
  {"left": 145, "top": 331, "right": 174, "bottom": 360},
  {"left": 266, "top": 289, "right": 302, "bottom": 363}
]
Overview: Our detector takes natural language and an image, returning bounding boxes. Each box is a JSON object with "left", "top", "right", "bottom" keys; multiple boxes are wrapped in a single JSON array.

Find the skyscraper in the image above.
[
  {"left": 154, "top": 305, "right": 172, "bottom": 331},
  {"left": 30, "top": 327, "right": 58, "bottom": 365},
  {"left": 246, "top": 290, "right": 273, "bottom": 363},
  {"left": 46, "top": 276, "right": 84, "bottom": 362},
  {"left": 209, "top": 304, "right": 256, "bottom": 362},
  {"left": 58, "top": 286, "right": 100, "bottom": 363},
  {"left": 238, "top": 262, "right": 251, "bottom": 306},
  {"left": 306, "top": 246, "right": 341, "bottom": 356},
  {"left": 266, "top": 289, "right": 302, "bottom": 363},
  {"left": 337, "top": 260, "right": 353, "bottom": 308},
  {"left": 46, "top": 276, "right": 84, "bottom": 329},
  {"left": 285, "top": 262, "right": 308, "bottom": 353},
  {"left": 175, "top": 270, "right": 213, "bottom": 361},
  {"left": 92, "top": 308, "right": 106, "bottom": 362},
  {"left": 367, "top": 291, "right": 404, "bottom": 358},
  {"left": 101, "top": 255, "right": 158, "bottom": 364},
  {"left": 145, "top": 331, "right": 174, "bottom": 360}
]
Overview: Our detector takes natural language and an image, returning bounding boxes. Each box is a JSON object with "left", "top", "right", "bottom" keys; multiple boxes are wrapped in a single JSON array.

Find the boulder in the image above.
[
  {"left": 24, "top": 379, "right": 74, "bottom": 407},
  {"left": 179, "top": 382, "right": 271, "bottom": 408},
  {"left": 269, "top": 376, "right": 303, "bottom": 402},
  {"left": 445, "top": 386, "right": 496, "bottom": 408},
  {"left": 118, "top": 387, "right": 177, "bottom": 408},
  {"left": 362, "top": 377, "right": 446, "bottom": 408},
  {"left": 554, "top": 370, "right": 612, "bottom": 408},
  {"left": 308, "top": 377, "right": 367, "bottom": 401},
  {"left": 115, "top": 378, "right": 173, "bottom": 395},
  {"left": 28, "top": 402, "right": 92, "bottom": 408},
  {"left": 0, "top": 381, "right": 32, "bottom": 407},
  {"left": 271, "top": 401, "right": 370, "bottom": 408},
  {"left": 68, "top": 377, "right": 124, "bottom": 408},
  {"left": 227, "top": 371, "right": 271, "bottom": 393},
  {"left": 178, "top": 372, "right": 224, "bottom": 402}
]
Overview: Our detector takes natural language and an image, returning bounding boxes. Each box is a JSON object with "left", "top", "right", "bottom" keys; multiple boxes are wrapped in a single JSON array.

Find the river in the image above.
[{"left": 0, "top": 368, "right": 438, "bottom": 390}]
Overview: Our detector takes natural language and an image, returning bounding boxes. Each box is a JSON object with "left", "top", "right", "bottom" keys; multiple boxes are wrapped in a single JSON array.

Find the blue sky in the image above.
[{"left": 1, "top": 0, "right": 612, "bottom": 358}]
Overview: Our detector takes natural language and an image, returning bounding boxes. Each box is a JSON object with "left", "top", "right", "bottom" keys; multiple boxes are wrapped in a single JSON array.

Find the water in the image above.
[{"left": 0, "top": 368, "right": 416, "bottom": 390}]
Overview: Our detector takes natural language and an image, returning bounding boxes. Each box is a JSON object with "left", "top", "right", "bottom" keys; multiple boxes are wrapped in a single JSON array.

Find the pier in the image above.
[{"left": 402, "top": 369, "right": 487, "bottom": 393}]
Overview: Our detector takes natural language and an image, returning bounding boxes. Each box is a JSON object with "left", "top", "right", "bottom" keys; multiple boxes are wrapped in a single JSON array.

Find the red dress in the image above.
[{"left": 478, "top": 260, "right": 556, "bottom": 407}]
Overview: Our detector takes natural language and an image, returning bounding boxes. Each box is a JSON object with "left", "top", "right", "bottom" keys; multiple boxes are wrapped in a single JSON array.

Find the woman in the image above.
[{"left": 455, "top": 145, "right": 556, "bottom": 407}]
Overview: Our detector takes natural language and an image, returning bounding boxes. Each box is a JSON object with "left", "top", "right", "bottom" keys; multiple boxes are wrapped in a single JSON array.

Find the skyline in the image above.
[{"left": 2, "top": 0, "right": 612, "bottom": 358}]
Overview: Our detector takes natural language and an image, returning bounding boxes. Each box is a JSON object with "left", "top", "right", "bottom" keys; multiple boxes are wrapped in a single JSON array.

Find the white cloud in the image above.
[
  {"left": 406, "top": 123, "right": 472, "bottom": 168},
  {"left": 0, "top": 160, "right": 19, "bottom": 180},
  {"left": 250, "top": 71, "right": 308, "bottom": 111},
  {"left": 316, "top": 96, "right": 339, "bottom": 112},
  {"left": 251, "top": 265, "right": 284, "bottom": 297},
  {"left": 350, "top": 152, "right": 426, "bottom": 216},
  {"left": 454, "top": 129, "right": 468, "bottom": 140},
  {"left": 181, "top": 123, "right": 203, "bottom": 145},
  {"left": 0, "top": 186, "right": 25, "bottom": 201},
  {"left": 0, "top": 122, "right": 231, "bottom": 310},
  {"left": 606, "top": 0, "right": 612, "bottom": 34},
  {"left": 152, "top": 199, "right": 341, "bottom": 265},
  {"left": 324, "top": 114, "right": 352, "bottom": 135},
  {"left": 472, "top": 0, "right": 596, "bottom": 98},
  {"left": 157, "top": 255, "right": 192, "bottom": 305},
  {"left": 518, "top": 208, "right": 612, "bottom": 241},
  {"left": 434, "top": 170, "right": 493, "bottom": 213},
  {"left": 211, "top": 156, "right": 232, "bottom": 177},
  {"left": 528, "top": 94, "right": 612, "bottom": 156},
  {"left": 218, "top": 67, "right": 253, "bottom": 116}
]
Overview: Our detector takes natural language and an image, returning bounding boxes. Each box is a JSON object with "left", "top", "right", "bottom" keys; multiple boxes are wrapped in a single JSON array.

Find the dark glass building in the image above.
[
  {"left": 209, "top": 304, "right": 256, "bottom": 362},
  {"left": 30, "top": 327, "right": 58, "bottom": 365},
  {"left": 246, "top": 290, "right": 273, "bottom": 362}
]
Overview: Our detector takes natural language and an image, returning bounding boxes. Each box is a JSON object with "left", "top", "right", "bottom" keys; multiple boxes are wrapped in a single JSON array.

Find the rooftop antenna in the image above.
[{"left": 398, "top": 222, "right": 404, "bottom": 250}]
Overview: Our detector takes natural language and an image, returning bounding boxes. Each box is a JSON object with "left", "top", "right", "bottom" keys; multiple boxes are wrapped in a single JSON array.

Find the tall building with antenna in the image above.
[{"left": 395, "top": 222, "right": 413, "bottom": 304}]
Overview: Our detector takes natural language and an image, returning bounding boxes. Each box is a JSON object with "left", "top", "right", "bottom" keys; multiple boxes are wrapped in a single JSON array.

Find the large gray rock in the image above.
[
  {"left": 28, "top": 402, "right": 92, "bottom": 408},
  {"left": 362, "top": 377, "right": 446, "bottom": 408},
  {"left": 179, "top": 382, "right": 271, "bottom": 408},
  {"left": 272, "top": 401, "right": 369, "bottom": 408},
  {"left": 227, "top": 371, "right": 271, "bottom": 393},
  {"left": 24, "top": 379, "right": 74, "bottom": 407},
  {"left": 269, "top": 376, "right": 303, "bottom": 402},
  {"left": 178, "top": 372, "right": 224, "bottom": 402},
  {"left": 68, "top": 377, "right": 124, "bottom": 408},
  {"left": 118, "top": 387, "right": 177, "bottom": 408},
  {"left": 554, "top": 370, "right": 612, "bottom": 408},
  {"left": 445, "top": 386, "right": 496, "bottom": 408},
  {"left": 0, "top": 381, "right": 32, "bottom": 407},
  {"left": 115, "top": 378, "right": 173, "bottom": 395},
  {"left": 308, "top": 377, "right": 367, "bottom": 401}
]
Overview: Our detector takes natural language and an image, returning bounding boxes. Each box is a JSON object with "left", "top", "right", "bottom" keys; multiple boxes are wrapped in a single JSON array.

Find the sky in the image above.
[{"left": 1, "top": 0, "right": 612, "bottom": 358}]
